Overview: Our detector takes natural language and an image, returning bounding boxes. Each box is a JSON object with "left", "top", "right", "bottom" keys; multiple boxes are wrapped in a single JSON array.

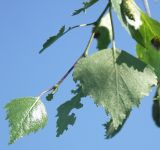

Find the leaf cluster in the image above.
[{"left": 5, "top": 0, "right": 160, "bottom": 144}]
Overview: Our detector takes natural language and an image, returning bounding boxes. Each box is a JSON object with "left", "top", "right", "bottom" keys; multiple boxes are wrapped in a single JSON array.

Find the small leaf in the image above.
[
  {"left": 94, "top": 13, "right": 112, "bottom": 50},
  {"left": 73, "top": 49, "right": 157, "bottom": 136},
  {"left": 5, "top": 97, "right": 48, "bottom": 144},
  {"left": 46, "top": 84, "right": 59, "bottom": 101},
  {"left": 39, "top": 26, "right": 65, "bottom": 53},
  {"left": 56, "top": 85, "right": 85, "bottom": 137},
  {"left": 46, "top": 93, "right": 53, "bottom": 101},
  {"left": 72, "top": 0, "right": 99, "bottom": 16}
]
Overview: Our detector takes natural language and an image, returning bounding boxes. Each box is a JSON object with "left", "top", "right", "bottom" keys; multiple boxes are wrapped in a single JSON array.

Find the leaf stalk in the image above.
[
  {"left": 38, "top": 1, "right": 110, "bottom": 99},
  {"left": 109, "top": 1, "right": 116, "bottom": 51}
]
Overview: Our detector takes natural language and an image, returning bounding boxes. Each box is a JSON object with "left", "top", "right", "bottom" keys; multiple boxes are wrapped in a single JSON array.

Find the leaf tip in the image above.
[{"left": 39, "top": 48, "right": 44, "bottom": 54}]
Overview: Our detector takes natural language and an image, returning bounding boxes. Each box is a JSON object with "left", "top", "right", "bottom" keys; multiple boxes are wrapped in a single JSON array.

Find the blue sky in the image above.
[{"left": 0, "top": 0, "right": 160, "bottom": 149}]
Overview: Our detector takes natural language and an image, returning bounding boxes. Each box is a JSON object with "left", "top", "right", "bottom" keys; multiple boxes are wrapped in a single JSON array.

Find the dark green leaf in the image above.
[
  {"left": 46, "top": 93, "right": 53, "bottom": 101},
  {"left": 72, "top": 0, "right": 99, "bottom": 16},
  {"left": 56, "top": 85, "right": 85, "bottom": 137},
  {"left": 94, "top": 13, "right": 112, "bottom": 50},
  {"left": 5, "top": 97, "right": 48, "bottom": 144},
  {"left": 73, "top": 49, "right": 156, "bottom": 136},
  {"left": 135, "top": 12, "right": 160, "bottom": 78},
  {"left": 136, "top": 44, "right": 160, "bottom": 79},
  {"left": 46, "top": 84, "right": 59, "bottom": 101},
  {"left": 39, "top": 26, "right": 65, "bottom": 53},
  {"left": 112, "top": 0, "right": 160, "bottom": 79}
]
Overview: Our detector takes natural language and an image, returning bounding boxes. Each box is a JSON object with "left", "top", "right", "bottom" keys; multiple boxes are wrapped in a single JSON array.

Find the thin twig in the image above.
[
  {"left": 96, "top": 2, "right": 111, "bottom": 25},
  {"left": 64, "top": 22, "right": 96, "bottom": 35},
  {"left": 38, "top": 1, "right": 110, "bottom": 98},
  {"left": 38, "top": 32, "right": 95, "bottom": 97},
  {"left": 109, "top": 1, "right": 116, "bottom": 51},
  {"left": 143, "top": 0, "right": 151, "bottom": 17},
  {"left": 58, "top": 32, "right": 95, "bottom": 86}
]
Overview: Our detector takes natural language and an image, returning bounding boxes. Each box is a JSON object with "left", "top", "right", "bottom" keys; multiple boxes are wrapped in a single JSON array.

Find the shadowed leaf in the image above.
[
  {"left": 56, "top": 85, "right": 85, "bottom": 137},
  {"left": 152, "top": 85, "right": 160, "bottom": 127},
  {"left": 94, "top": 13, "right": 112, "bottom": 50},
  {"left": 39, "top": 26, "right": 65, "bottom": 53},
  {"left": 72, "top": 0, "right": 99, "bottom": 16}
]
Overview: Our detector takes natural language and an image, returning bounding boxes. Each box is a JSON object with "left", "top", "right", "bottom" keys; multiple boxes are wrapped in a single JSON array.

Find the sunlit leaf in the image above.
[
  {"left": 136, "top": 44, "right": 160, "bottom": 79},
  {"left": 72, "top": 0, "right": 99, "bottom": 16},
  {"left": 111, "top": 0, "right": 160, "bottom": 79},
  {"left": 39, "top": 26, "right": 65, "bottom": 53},
  {"left": 135, "top": 13, "right": 160, "bottom": 78},
  {"left": 56, "top": 85, "right": 85, "bottom": 137},
  {"left": 5, "top": 97, "right": 48, "bottom": 144},
  {"left": 73, "top": 49, "right": 157, "bottom": 136},
  {"left": 104, "top": 111, "right": 130, "bottom": 138}
]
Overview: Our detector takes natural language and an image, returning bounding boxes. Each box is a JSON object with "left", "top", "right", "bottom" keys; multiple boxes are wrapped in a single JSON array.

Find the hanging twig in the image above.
[{"left": 38, "top": 2, "right": 110, "bottom": 98}]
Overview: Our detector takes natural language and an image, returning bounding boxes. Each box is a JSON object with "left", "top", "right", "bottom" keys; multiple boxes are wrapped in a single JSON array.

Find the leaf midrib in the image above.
[{"left": 12, "top": 98, "right": 39, "bottom": 140}]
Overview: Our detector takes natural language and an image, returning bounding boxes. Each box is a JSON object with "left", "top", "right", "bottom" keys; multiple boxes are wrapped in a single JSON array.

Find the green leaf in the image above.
[
  {"left": 39, "top": 26, "right": 65, "bottom": 54},
  {"left": 56, "top": 85, "right": 85, "bottom": 137},
  {"left": 104, "top": 111, "right": 130, "bottom": 139},
  {"left": 135, "top": 13, "right": 160, "bottom": 78},
  {"left": 5, "top": 97, "right": 48, "bottom": 144},
  {"left": 111, "top": 0, "right": 160, "bottom": 78},
  {"left": 46, "top": 84, "right": 59, "bottom": 101},
  {"left": 111, "top": 0, "right": 127, "bottom": 29},
  {"left": 136, "top": 44, "right": 160, "bottom": 79},
  {"left": 111, "top": 0, "right": 144, "bottom": 42},
  {"left": 46, "top": 93, "right": 53, "bottom": 101},
  {"left": 94, "top": 13, "right": 112, "bottom": 50},
  {"left": 73, "top": 49, "right": 157, "bottom": 136},
  {"left": 152, "top": 85, "right": 160, "bottom": 127},
  {"left": 72, "top": 0, "right": 99, "bottom": 16}
]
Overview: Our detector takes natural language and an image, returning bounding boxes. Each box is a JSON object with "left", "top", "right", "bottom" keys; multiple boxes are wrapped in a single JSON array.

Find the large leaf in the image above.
[
  {"left": 72, "top": 0, "right": 99, "bottom": 16},
  {"left": 111, "top": 0, "right": 160, "bottom": 78},
  {"left": 39, "top": 26, "right": 65, "bottom": 53},
  {"left": 5, "top": 97, "right": 48, "bottom": 144},
  {"left": 56, "top": 85, "right": 85, "bottom": 137},
  {"left": 73, "top": 49, "right": 157, "bottom": 136},
  {"left": 94, "top": 13, "right": 112, "bottom": 50}
]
